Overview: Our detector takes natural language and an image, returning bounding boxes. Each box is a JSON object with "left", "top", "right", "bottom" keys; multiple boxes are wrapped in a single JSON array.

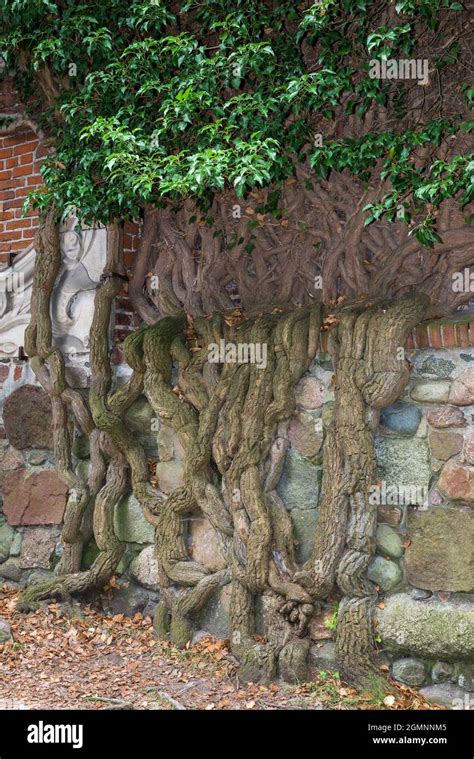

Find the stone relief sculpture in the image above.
[{"left": 0, "top": 217, "right": 107, "bottom": 359}]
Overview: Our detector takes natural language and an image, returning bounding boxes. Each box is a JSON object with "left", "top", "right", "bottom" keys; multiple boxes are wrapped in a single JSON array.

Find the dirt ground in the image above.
[{"left": 0, "top": 586, "right": 438, "bottom": 711}]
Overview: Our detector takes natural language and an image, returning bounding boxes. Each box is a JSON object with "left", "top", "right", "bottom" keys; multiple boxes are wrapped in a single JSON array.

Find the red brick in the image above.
[
  {"left": 0, "top": 230, "right": 22, "bottom": 241},
  {"left": 5, "top": 218, "right": 32, "bottom": 229},
  {"left": 9, "top": 240, "right": 31, "bottom": 251},
  {"left": 0, "top": 148, "right": 13, "bottom": 159},
  {"left": 19, "top": 153, "right": 34, "bottom": 165},
  {"left": 12, "top": 140, "right": 37, "bottom": 155},
  {"left": 0, "top": 365, "right": 9, "bottom": 381},
  {"left": 12, "top": 165, "right": 32, "bottom": 178},
  {"left": 428, "top": 324, "right": 442, "bottom": 349},
  {"left": 3, "top": 198, "right": 25, "bottom": 210},
  {"left": 441, "top": 323, "right": 455, "bottom": 348},
  {"left": 5, "top": 157, "right": 18, "bottom": 169},
  {"left": 469, "top": 322, "right": 474, "bottom": 347},
  {"left": 455, "top": 322, "right": 470, "bottom": 348},
  {"left": 123, "top": 251, "right": 135, "bottom": 268},
  {"left": 27, "top": 175, "right": 42, "bottom": 186},
  {"left": 13, "top": 365, "right": 22, "bottom": 381},
  {"left": 405, "top": 332, "right": 415, "bottom": 350},
  {"left": 414, "top": 325, "right": 429, "bottom": 349}
]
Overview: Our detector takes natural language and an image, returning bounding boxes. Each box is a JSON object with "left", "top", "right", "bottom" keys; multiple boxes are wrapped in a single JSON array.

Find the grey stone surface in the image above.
[
  {"left": 114, "top": 492, "right": 155, "bottom": 545},
  {"left": 367, "top": 556, "right": 403, "bottom": 591},
  {"left": 129, "top": 545, "right": 160, "bottom": 591},
  {"left": 410, "top": 381, "right": 451, "bottom": 404},
  {"left": 308, "top": 641, "right": 337, "bottom": 673},
  {"left": 188, "top": 517, "right": 226, "bottom": 572},
  {"left": 277, "top": 449, "right": 321, "bottom": 511},
  {"left": 0, "top": 558, "right": 22, "bottom": 582},
  {"left": 0, "top": 519, "right": 14, "bottom": 562},
  {"left": 405, "top": 508, "right": 474, "bottom": 592},
  {"left": 391, "top": 657, "right": 426, "bottom": 687},
  {"left": 103, "top": 582, "right": 158, "bottom": 617},
  {"left": 411, "top": 588, "right": 432, "bottom": 601},
  {"left": 9, "top": 531, "right": 22, "bottom": 557},
  {"left": 157, "top": 425, "right": 185, "bottom": 462},
  {"left": 290, "top": 508, "right": 319, "bottom": 564},
  {"left": 419, "top": 684, "right": 469, "bottom": 709},
  {"left": 0, "top": 617, "right": 12, "bottom": 643},
  {"left": 376, "top": 524, "right": 403, "bottom": 559},
  {"left": 432, "top": 662, "right": 454, "bottom": 683},
  {"left": 380, "top": 402, "right": 421, "bottom": 436},
  {"left": 19, "top": 526, "right": 59, "bottom": 569},
  {"left": 419, "top": 356, "right": 455, "bottom": 378},
  {"left": 155, "top": 460, "right": 184, "bottom": 494},
  {"left": 199, "top": 584, "right": 232, "bottom": 640},
  {"left": 457, "top": 664, "right": 474, "bottom": 692},
  {"left": 376, "top": 593, "right": 474, "bottom": 660},
  {"left": 375, "top": 436, "right": 431, "bottom": 492},
  {"left": 27, "top": 452, "right": 49, "bottom": 466}
]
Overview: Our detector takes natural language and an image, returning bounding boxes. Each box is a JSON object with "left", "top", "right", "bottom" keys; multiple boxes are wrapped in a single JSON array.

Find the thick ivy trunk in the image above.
[
  {"left": 297, "top": 296, "right": 429, "bottom": 685},
  {"left": 19, "top": 214, "right": 429, "bottom": 687}
]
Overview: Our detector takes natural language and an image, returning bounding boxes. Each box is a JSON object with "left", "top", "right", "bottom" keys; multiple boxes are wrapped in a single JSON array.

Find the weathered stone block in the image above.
[
  {"left": 367, "top": 556, "right": 403, "bottom": 591},
  {"left": 391, "top": 657, "right": 426, "bottom": 687},
  {"left": 114, "top": 492, "right": 155, "bottom": 544},
  {"left": 288, "top": 411, "right": 323, "bottom": 459},
  {"left": 405, "top": 507, "right": 474, "bottom": 592},
  {"left": 188, "top": 517, "right": 226, "bottom": 572},
  {"left": 438, "top": 461, "right": 474, "bottom": 502},
  {"left": 375, "top": 437, "right": 431, "bottom": 492},
  {"left": 129, "top": 545, "right": 160, "bottom": 591},
  {"left": 380, "top": 401, "right": 421, "bottom": 436},
  {"left": 449, "top": 369, "right": 474, "bottom": 406},
  {"left": 277, "top": 449, "right": 320, "bottom": 511},
  {"left": 429, "top": 431, "right": 463, "bottom": 461},
  {"left": 3, "top": 385, "right": 53, "bottom": 449},
  {"left": 410, "top": 381, "right": 451, "bottom": 404},
  {"left": 376, "top": 524, "right": 403, "bottom": 559},
  {"left": 19, "top": 526, "right": 59, "bottom": 569},
  {"left": 0, "top": 470, "right": 68, "bottom": 525},
  {"left": 294, "top": 377, "right": 325, "bottom": 409},
  {"left": 376, "top": 593, "right": 474, "bottom": 660},
  {"left": 426, "top": 406, "right": 466, "bottom": 429}
]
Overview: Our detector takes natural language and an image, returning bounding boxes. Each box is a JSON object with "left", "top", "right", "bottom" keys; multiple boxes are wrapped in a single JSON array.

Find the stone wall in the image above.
[
  {"left": 1, "top": 329, "right": 473, "bottom": 705},
  {"left": 2, "top": 74, "right": 473, "bottom": 706}
]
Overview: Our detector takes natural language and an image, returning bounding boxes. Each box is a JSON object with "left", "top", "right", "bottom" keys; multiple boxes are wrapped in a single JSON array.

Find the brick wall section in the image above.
[
  {"left": 114, "top": 219, "right": 142, "bottom": 345},
  {"left": 0, "top": 127, "right": 44, "bottom": 266},
  {"left": 319, "top": 314, "right": 474, "bottom": 353},
  {"left": 0, "top": 78, "right": 45, "bottom": 267}
]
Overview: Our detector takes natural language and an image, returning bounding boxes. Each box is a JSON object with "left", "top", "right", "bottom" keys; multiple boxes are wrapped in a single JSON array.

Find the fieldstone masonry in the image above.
[{"left": 1, "top": 318, "right": 474, "bottom": 705}]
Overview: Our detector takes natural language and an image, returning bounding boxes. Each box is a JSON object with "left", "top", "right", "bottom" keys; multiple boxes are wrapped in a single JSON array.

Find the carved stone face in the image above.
[{"left": 62, "top": 230, "right": 82, "bottom": 266}]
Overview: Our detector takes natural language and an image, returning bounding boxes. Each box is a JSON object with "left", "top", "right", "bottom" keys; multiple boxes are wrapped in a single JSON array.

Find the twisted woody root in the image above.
[{"left": 18, "top": 214, "right": 428, "bottom": 687}]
